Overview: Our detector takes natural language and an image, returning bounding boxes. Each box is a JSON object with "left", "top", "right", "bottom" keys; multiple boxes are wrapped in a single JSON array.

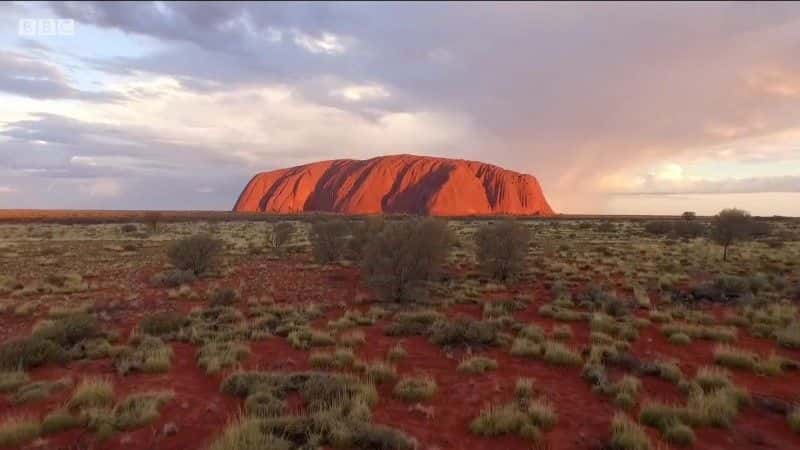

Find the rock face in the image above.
[{"left": 234, "top": 154, "right": 554, "bottom": 216}]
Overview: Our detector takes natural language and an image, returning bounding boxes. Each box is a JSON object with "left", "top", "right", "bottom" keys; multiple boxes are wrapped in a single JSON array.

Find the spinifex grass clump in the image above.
[
  {"left": 0, "top": 416, "right": 41, "bottom": 448},
  {"left": 393, "top": 375, "right": 437, "bottom": 402},
  {"left": 217, "top": 371, "right": 415, "bottom": 449},
  {"left": 610, "top": 412, "right": 650, "bottom": 450},
  {"left": 429, "top": 317, "right": 500, "bottom": 347},
  {"left": 0, "top": 313, "right": 107, "bottom": 370},
  {"left": 470, "top": 391, "right": 557, "bottom": 442},
  {"left": 115, "top": 335, "right": 173, "bottom": 375},
  {"left": 198, "top": 340, "right": 250, "bottom": 374}
]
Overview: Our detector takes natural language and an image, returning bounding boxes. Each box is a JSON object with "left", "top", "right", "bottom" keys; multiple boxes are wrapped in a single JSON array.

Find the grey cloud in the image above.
[
  {"left": 0, "top": 51, "right": 123, "bottom": 102},
  {"left": 618, "top": 175, "right": 800, "bottom": 195},
  {"left": 4, "top": 2, "right": 799, "bottom": 210}
]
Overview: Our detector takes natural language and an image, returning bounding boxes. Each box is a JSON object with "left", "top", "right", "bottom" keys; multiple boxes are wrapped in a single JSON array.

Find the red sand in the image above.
[
  {"left": 234, "top": 154, "right": 554, "bottom": 216},
  {"left": 3, "top": 260, "right": 800, "bottom": 449}
]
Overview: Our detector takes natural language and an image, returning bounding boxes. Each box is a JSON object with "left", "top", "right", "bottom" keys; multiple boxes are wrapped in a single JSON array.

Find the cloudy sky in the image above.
[{"left": 1, "top": 2, "right": 799, "bottom": 215}]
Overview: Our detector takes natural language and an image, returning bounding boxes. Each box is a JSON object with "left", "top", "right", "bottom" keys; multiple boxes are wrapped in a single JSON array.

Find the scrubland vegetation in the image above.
[{"left": 0, "top": 209, "right": 799, "bottom": 449}]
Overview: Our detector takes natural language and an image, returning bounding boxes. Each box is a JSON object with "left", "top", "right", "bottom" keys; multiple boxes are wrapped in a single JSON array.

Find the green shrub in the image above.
[
  {"left": 429, "top": 318, "right": 499, "bottom": 347},
  {"left": 139, "top": 312, "right": 188, "bottom": 337},
  {"left": 0, "top": 336, "right": 66, "bottom": 369},
  {"left": 713, "top": 344, "right": 756, "bottom": 370},
  {"left": 67, "top": 377, "right": 115, "bottom": 411},
  {"left": 475, "top": 221, "right": 530, "bottom": 281},
  {"left": 150, "top": 269, "right": 196, "bottom": 288},
  {"left": 265, "top": 222, "right": 294, "bottom": 254},
  {"left": 113, "top": 391, "right": 174, "bottom": 430},
  {"left": 310, "top": 219, "right": 349, "bottom": 264},
  {"left": 361, "top": 219, "right": 452, "bottom": 302},
  {"left": 167, "top": 233, "right": 223, "bottom": 275},
  {"left": 245, "top": 392, "right": 286, "bottom": 417},
  {"left": 32, "top": 313, "right": 101, "bottom": 348}
]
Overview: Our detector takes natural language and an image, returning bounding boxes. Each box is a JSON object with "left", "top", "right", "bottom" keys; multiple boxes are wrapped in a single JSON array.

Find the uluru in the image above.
[{"left": 233, "top": 154, "right": 554, "bottom": 216}]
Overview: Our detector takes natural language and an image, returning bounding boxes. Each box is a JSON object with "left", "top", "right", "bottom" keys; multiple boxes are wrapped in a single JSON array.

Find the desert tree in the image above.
[
  {"left": 265, "top": 222, "right": 294, "bottom": 254},
  {"left": 362, "top": 219, "right": 454, "bottom": 302},
  {"left": 167, "top": 233, "right": 224, "bottom": 275},
  {"left": 711, "top": 208, "right": 754, "bottom": 261},
  {"left": 475, "top": 220, "right": 531, "bottom": 281},
  {"left": 681, "top": 211, "right": 697, "bottom": 221},
  {"left": 310, "top": 218, "right": 349, "bottom": 264},
  {"left": 347, "top": 216, "right": 386, "bottom": 261}
]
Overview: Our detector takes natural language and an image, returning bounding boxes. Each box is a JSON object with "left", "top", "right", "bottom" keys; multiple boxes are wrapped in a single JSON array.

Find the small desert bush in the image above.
[
  {"left": 113, "top": 391, "right": 174, "bottom": 430},
  {"left": 197, "top": 341, "right": 250, "bottom": 374},
  {"left": 41, "top": 409, "right": 82, "bottom": 434},
  {"left": 387, "top": 343, "right": 407, "bottom": 362},
  {"left": 668, "top": 332, "right": 692, "bottom": 346},
  {"left": 606, "top": 375, "right": 642, "bottom": 410},
  {"left": 470, "top": 403, "right": 532, "bottom": 439},
  {"left": 510, "top": 337, "right": 542, "bottom": 357},
  {"left": 209, "top": 287, "right": 240, "bottom": 307},
  {"left": 470, "top": 398, "right": 556, "bottom": 441},
  {"left": 662, "top": 323, "right": 737, "bottom": 343},
  {"left": 310, "top": 219, "right": 349, "bottom": 264},
  {"left": 309, "top": 348, "right": 354, "bottom": 370},
  {"left": 552, "top": 324, "right": 573, "bottom": 341},
  {"left": 475, "top": 220, "right": 530, "bottom": 281},
  {"left": 664, "top": 422, "right": 695, "bottom": 446},
  {"left": 265, "top": 222, "right": 294, "bottom": 254},
  {"left": 541, "top": 341, "right": 583, "bottom": 366},
  {"left": 694, "top": 366, "right": 732, "bottom": 392},
  {"left": 653, "top": 360, "right": 683, "bottom": 384},
  {"left": 365, "top": 361, "right": 398, "bottom": 384},
  {"left": 339, "top": 330, "right": 366, "bottom": 347},
  {"left": 167, "top": 233, "right": 223, "bottom": 275},
  {"left": 788, "top": 407, "right": 800, "bottom": 433},
  {"left": 610, "top": 412, "right": 650, "bottom": 450},
  {"left": 150, "top": 269, "right": 196, "bottom": 288},
  {"left": 68, "top": 377, "right": 115, "bottom": 411},
  {"left": 527, "top": 398, "right": 558, "bottom": 430},
  {"left": 776, "top": 323, "right": 800, "bottom": 349},
  {"left": 115, "top": 335, "right": 173, "bottom": 375},
  {"left": 0, "top": 416, "right": 41, "bottom": 447},
  {"left": 11, "top": 377, "right": 72, "bottom": 404},
  {"left": 287, "top": 327, "right": 335, "bottom": 350},
  {"left": 0, "top": 370, "right": 29, "bottom": 393},
  {"left": 209, "top": 417, "right": 292, "bottom": 450},
  {"left": 0, "top": 336, "right": 65, "bottom": 370},
  {"left": 515, "top": 378, "right": 535, "bottom": 399},
  {"left": 713, "top": 344, "right": 757, "bottom": 370},
  {"left": 429, "top": 318, "right": 499, "bottom": 347},
  {"left": 32, "top": 313, "right": 101, "bottom": 348},
  {"left": 139, "top": 312, "right": 188, "bottom": 337},
  {"left": 385, "top": 310, "right": 443, "bottom": 336},
  {"left": 393, "top": 376, "right": 437, "bottom": 401},
  {"left": 244, "top": 392, "right": 286, "bottom": 417},
  {"left": 458, "top": 356, "right": 498, "bottom": 374},
  {"left": 361, "top": 219, "right": 453, "bottom": 302}
]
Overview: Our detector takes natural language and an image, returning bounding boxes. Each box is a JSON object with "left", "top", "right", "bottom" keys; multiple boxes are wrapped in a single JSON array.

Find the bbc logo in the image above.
[{"left": 18, "top": 19, "right": 75, "bottom": 37}]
